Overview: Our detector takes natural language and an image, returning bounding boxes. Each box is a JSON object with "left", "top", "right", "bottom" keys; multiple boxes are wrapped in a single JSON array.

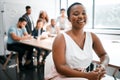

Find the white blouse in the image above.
[{"left": 63, "top": 32, "right": 93, "bottom": 70}]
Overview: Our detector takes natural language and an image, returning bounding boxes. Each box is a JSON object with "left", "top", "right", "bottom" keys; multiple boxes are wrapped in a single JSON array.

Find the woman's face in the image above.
[
  {"left": 37, "top": 21, "right": 43, "bottom": 29},
  {"left": 69, "top": 5, "right": 87, "bottom": 29},
  {"left": 41, "top": 12, "right": 46, "bottom": 19}
]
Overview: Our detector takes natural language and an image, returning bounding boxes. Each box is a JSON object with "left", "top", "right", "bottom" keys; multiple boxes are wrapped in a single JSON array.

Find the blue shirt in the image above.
[{"left": 7, "top": 25, "right": 27, "bottom": 44}]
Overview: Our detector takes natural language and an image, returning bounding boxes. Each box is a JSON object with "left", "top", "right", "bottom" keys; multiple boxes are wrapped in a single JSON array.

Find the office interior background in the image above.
[
  {"left": 0, "top": 0, "right": 120, "bottom": 80},
  {"left": 1, "top": 0, "right": 120, "bottom": 34}
]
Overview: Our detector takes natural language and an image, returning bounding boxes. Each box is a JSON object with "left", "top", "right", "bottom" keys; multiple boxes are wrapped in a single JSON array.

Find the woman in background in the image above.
[
  {"left": 32, "top": 19, "right": 45, "bottom": 38},
  {"left": 38, "top": 10, "right": 49, "bottom": 31},
  {"left": 32, "top": 19, "right": 50, "bottom": 65},
  {"left": 38, "top": 10, "right": 49, "bottom": 25}
]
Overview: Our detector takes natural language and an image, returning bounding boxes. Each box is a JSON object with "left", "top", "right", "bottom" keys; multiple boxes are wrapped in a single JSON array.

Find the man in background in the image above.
[
  {"left": 22, "top": 6, "right": 34, "bottom": 34},
  {"left": 56, "top": 8, "right": 71, "bottom": 30},
  {"left": 46, "top": 19, "right": 60, "bottom": 35},
  {"left": 7, "top": 17, "right": 33, "bottom": 71}
]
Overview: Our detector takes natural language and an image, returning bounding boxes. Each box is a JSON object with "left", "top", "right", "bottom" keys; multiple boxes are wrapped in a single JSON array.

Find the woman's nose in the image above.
[{"left": 78, "top": 14, "right": 83, "bottom": 19}]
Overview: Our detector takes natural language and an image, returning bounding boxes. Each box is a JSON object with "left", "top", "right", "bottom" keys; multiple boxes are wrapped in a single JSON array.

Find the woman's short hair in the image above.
[{"left": 67, "top": 2, "right": 83, "bottom": 20}]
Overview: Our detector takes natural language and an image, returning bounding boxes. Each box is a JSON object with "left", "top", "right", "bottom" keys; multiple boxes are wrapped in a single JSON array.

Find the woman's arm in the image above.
[
  {"left": 92, "top": 33, "right": 110, "bottom": 68},
  {"left": 52, "top": 33, "right": 99, "bottom": 80}
]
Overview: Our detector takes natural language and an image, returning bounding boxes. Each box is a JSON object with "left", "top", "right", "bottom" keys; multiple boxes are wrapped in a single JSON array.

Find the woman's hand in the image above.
[
  {"left": 97, "top": 65, "right": 106, "bottom": 80},
  {"left": 87, "top": 71, "right": 99, "bottom": 80},
  {"left": 87, "top": 67, "right": 106, "bottom": 80},
  {"left": 89, "top": 67, "right": 106, "bottom": 80}
]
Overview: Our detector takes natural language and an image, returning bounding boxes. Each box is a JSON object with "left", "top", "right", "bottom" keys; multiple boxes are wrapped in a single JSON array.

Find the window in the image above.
[
  {"left": 60, "top": 0, "right": 120, "bottom": 32},
  {"left": 60, "top": 0, "right": 67, "bottom": 10},
  {"left": 94, "top": 0, "right": 120, "bottom": 29}
]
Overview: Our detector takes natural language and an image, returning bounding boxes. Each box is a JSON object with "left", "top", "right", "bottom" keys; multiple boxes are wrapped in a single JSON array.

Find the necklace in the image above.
[{"left": 70, "top": 31, "right": 85, "bottom": 49}]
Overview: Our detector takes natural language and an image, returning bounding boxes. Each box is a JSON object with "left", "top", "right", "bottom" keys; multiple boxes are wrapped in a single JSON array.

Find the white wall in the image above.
[
  {"left": 0, "top": 2, "right": 5, "bottom": 55},
  {"left": 0, "top": 0, "right": 60, "bottom": 55},
  {"left": 0, "top": 0, "right": 60, "bottom": 33}
]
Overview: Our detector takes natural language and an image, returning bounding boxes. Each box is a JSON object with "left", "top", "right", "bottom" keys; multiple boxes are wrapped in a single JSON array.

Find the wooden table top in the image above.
[{"left": 20, "top": 37, "right": 55, "bottom": 51}]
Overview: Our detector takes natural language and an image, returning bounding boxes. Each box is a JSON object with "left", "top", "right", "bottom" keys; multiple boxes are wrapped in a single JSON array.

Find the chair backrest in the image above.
[
  {"left": 0, "top": 35, "right": 8, "bottom": 56},
  {"left": 4, "top": 35, "right": 12, "bottom": 55},
  {"left": 44, "top": 52, "right": 54, "bottom": 77},
  {"left": 4, "top": 35, "right": 16, "bottom": 55},
  {"left": 4, "top": 35, "right": 8, "bottom": 50}
]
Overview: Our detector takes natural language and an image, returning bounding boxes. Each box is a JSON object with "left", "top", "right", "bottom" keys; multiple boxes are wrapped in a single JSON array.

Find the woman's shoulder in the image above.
[
  {"left": 55, "top": 33, "right": 64, "bottom": 40},
  {"left": 53, "top": 33, "right": 66, "bottom": 50},
  {"left": 85, "top": 31, "right": 96, "bottom": 37},
  {"left": 54, "top": 30, "right": 73, "bottom": 44},
  {"left": 86, "top": 31, "right": 100, "bottom": 43},
  {"left": 53, "top": 33, "right": 66, "bottom": 44}
]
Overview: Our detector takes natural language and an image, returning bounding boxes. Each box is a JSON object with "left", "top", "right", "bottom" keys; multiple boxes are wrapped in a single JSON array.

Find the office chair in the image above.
[{"left": 2, "top": 35, "right": 19, "bottom": 73}]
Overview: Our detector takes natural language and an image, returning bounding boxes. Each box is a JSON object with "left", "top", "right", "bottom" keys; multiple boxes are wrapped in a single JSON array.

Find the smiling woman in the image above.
[
  {"left": 45, "top": 2, "right": 109, "bottom": 80},
  {"left": 67, "top": 3, "right": 87, "bottom": 30},
  {"left": 67, "top": 0, "right": 93, "bottom": 29}
]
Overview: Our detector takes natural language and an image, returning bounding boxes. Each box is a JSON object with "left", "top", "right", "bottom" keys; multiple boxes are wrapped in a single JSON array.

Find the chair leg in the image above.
[
  {"left": 15, "top": 54, "right": 19, "bottom": 73},
  {"left": 2, "top": 52, "right": 13, "bottom": 70}
]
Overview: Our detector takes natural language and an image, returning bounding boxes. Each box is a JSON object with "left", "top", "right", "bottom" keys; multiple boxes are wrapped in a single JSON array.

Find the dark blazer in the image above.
[
  {"left": 32, "top": 28, "right": 45, "bottom": 38},
  {"left": 22, "top": 13, "right": 33, "bottom": 34}
]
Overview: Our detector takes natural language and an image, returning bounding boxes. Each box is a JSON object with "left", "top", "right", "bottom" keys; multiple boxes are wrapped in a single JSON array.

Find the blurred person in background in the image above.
[
  {"left": 46, "top": 19, "right": 60, "bottom": 36},
  {"left": 32, "top": 19, "right": 50, "bottom": 65},
  {"left": 56, "top": 8, "right": 71, "bottom": 30},
  {"left": 7, "top": 17, "right": 34, "bottom": 71},
  {"left": 22, "top": 5, "right": 34, "bottom": 34}
]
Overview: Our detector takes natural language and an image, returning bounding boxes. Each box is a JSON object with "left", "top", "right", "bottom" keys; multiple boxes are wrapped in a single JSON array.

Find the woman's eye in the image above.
[
  {"left": 73, "top": 12, "right": 79, "bottom": 16},
  {"left": 82, "top": 12, "right": 86, "bottom": 15},
  {"left": 82, "top": 10, "right": 86, "bottom": 15},
  {"left": 73, "top": 11, "right": 86, "bottom": 16}
]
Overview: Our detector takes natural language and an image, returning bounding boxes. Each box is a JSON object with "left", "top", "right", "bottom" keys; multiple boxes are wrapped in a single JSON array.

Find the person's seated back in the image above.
[{"left": 46, "top": 19, "right": 60, "bottom": 36}]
